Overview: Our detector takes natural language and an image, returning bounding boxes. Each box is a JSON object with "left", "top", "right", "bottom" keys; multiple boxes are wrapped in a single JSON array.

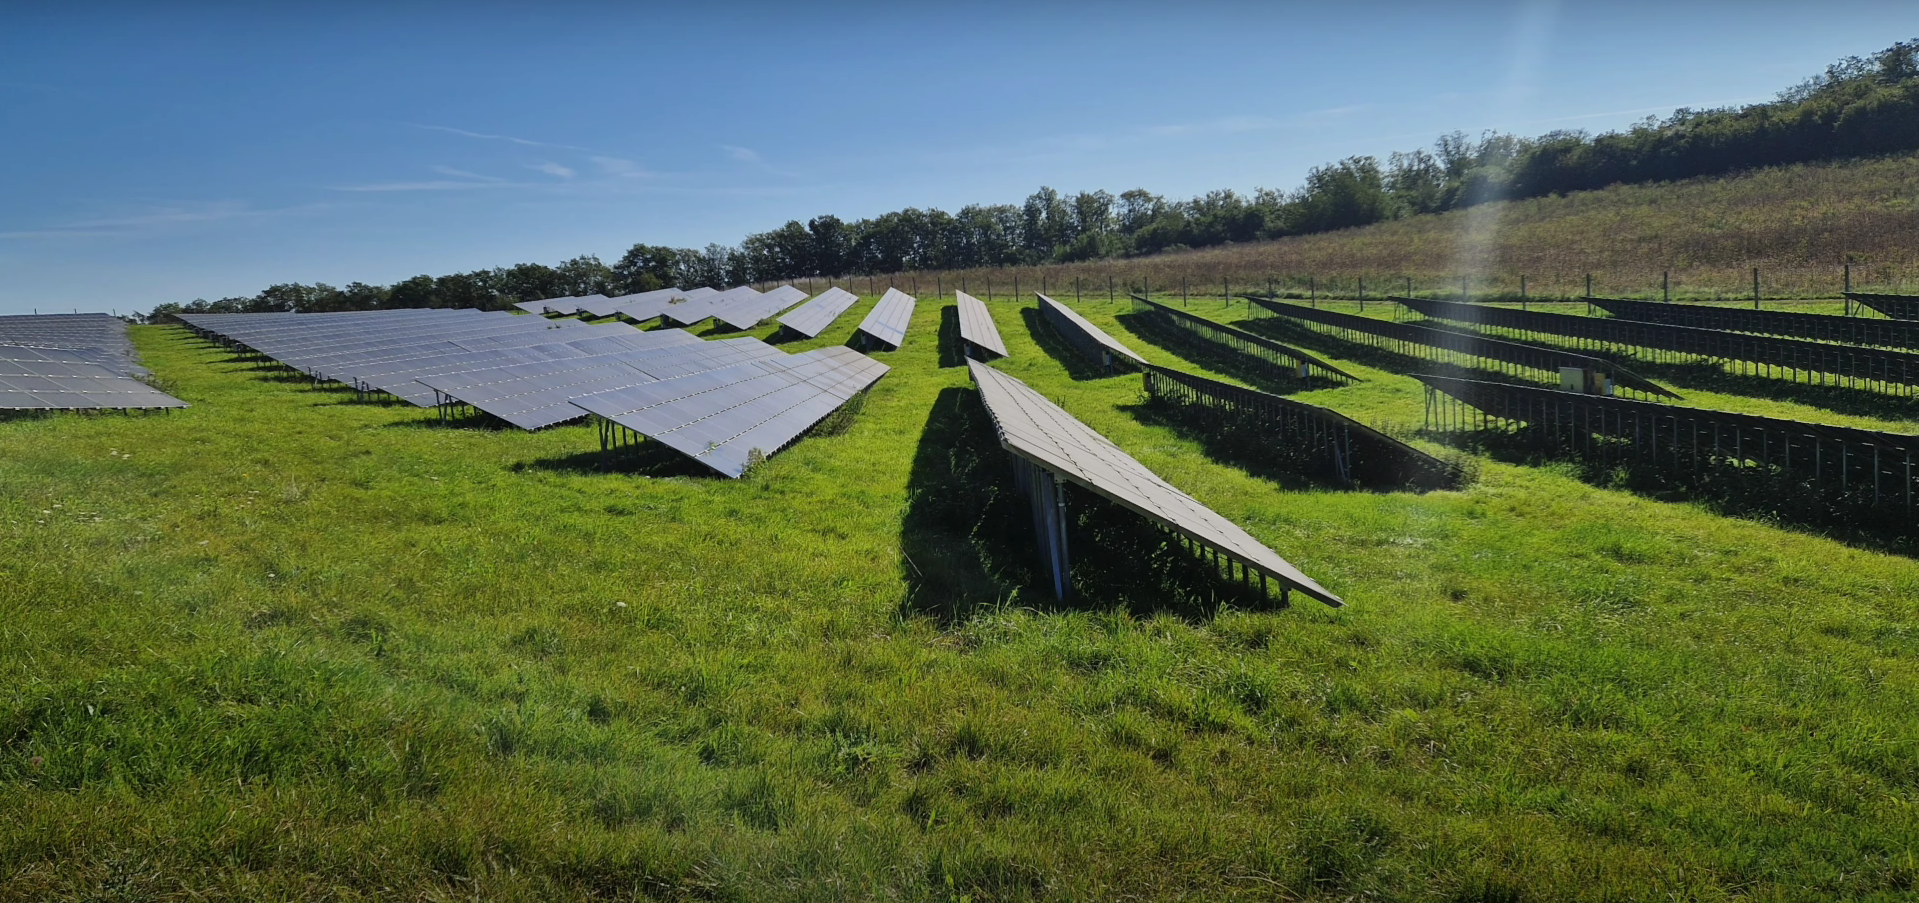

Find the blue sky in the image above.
[{"left": 1, "top": 1, "right": 1911, "bottom": 315}]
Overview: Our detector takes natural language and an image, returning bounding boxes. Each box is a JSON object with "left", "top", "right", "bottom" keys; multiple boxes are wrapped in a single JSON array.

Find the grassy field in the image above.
[
  {"left": 5, "top": 292, "right": 1919, "bottom": 901},
  {"left": 848, "top": 151, "right": 1919, "bottom": 304}
]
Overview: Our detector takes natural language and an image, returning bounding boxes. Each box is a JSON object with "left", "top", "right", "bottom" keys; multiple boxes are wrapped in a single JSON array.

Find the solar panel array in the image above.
[
  {"left": 855, "top": 288, "right": 916, "bottom": 351},
  {"left": 1847, "top": 292, "right": 1919, "bottom": 321},
  {"left": 660, "top": 286, "right": 761, "bottom": 327},
  {"left": 1395, "top": 295, "right": 1919, "bottom": 393},
  {"left": 1036, "top": 293, "right": 1146, "bottom": 372},
  {"left": 0, "top": 313, "right": 186, "bottom": 411},
  {"left": 1129, "top": 295, "right": 1355, "bottom": 383},
  {"left": 1249, "top": 297, "right": 1678, "bottom": 399},
  {"left": 1590, "top": 296, "right": 1919, "bottom": 350},
  {"left": 776, "top": 287, "right": 860, "bottom": 338},
  {"left": 608, "top": 287, "right": 697, "bottom": 323},
  {"left": 572, "top": 346, "right": 890, "bottom": 478},
  {"left": 421, "top": 337, "right": 786, "bottom": 430},
  {"left": 955, "top": 291, "right": 1008, "bottom": 359},
  {"left": 713, "top": 285, "right": 809, "bottom": 331},
  {"left": 968, "top": 360, "right": 1340, "bottom": 606},
  {"left": 181, "top": 307, "right": 889, "bottom": 474}
]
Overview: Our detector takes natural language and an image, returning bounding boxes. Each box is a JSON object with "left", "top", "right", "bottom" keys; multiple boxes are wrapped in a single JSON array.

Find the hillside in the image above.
[{"left": 886, "top": 151, "right": 1919, "bottom": 303}]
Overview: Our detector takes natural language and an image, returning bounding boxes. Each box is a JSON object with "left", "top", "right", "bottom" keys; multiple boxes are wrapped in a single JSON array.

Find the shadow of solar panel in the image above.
[
  {"left": 776, "top": 287, "right": 860, "bottom": 338},
  {"left": 955, "top": 290, "right": 1008, "bottom": 359},
  {"left": 604, "top": 287, "right": 690, "bottom": 322},
  {"left": 855, "top": 288, "right": 916, "bottom": 350},
  {"left": 570, "top": 346, "right": 888, "bottom": 477},
  {"left": 966, "top": 360, "right": 1337, "bottom": 607}
]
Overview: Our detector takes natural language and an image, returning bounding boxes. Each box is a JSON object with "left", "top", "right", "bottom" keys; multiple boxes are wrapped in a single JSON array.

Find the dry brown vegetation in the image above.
[{"left": 852, "top": 152, "right": 1919, "bottom": 302}]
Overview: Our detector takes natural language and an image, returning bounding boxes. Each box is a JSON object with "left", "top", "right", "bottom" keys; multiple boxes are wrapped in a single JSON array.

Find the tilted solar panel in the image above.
[
  {"left": 418, "top": 337, "right": 788, "bottom": 430},
  {"left": 570, "top": 345, "right": 888, "bottom": 477},
  {"left": 660, "top": 286, "right": 761, "bottom": 327},
  {"left": 712, "top": 284, "right": 811, "bottom": 331},
  {"left": 776, "top": 287, "right": 860, "bottom": 338},
  {"left": 967, "top": 360, "right": 1338, "bottom": 607},
  {"left": 1036, "top": 293, "right": 1145, "bottom": 370},
  {"left": 605, "top": 287, "right": 689, "bottom": 323},
  {"left": 0, "top": 355, "right": 187, "bottom": 410},
  {"left": 955, "top": 290, "right": 1009, "bottom": 359},
  {"left": 854, "top": 288, "right": 916, "bottom": 351}
]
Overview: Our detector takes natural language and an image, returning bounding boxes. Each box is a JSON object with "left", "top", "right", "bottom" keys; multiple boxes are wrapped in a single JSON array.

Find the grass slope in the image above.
[
  {"left": 869, "top": 151, "right": 1919, "bottom": 302},
  {"left": 3, "top": 294, "right": 1918, "bottom": 901}
]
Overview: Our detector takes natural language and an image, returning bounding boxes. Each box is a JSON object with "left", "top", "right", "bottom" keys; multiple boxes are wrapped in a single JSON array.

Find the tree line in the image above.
[{"left": 148, "top": 40, "right": 1917, "bottom": 321}]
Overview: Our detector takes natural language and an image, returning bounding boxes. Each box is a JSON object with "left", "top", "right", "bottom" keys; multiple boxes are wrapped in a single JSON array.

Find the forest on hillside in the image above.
[{"left": 150, "top": 40, "right": 1919, "bottom": 319}]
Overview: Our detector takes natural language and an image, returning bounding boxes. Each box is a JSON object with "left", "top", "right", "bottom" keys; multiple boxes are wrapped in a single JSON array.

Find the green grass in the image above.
[{"left": 4, "top": 293, "right": 1919, "bottom": 900}]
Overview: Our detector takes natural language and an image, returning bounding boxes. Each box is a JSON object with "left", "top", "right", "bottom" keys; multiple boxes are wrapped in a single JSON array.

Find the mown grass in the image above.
[{"left": 3, "top": 292, "right": 1919, "bottom": 901}]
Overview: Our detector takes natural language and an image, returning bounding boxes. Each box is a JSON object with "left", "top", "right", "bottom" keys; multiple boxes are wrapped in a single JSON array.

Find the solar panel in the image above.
[
  {"left": 570, "top": 345, "right": 889, "bottom": 477},
  {"left": 711, "top": 285, "right": 810, "bottom": 331},
  {"left": 1036, "top": 293, "right": 1145, "bottom": 371},
  {"left": 955, "top": 290, "right": 1008, "bottom": 359},
  {"left": 967, "top": 360, "right": 1338, "bottom": 607},
  {"left": 659, "top": 286, "right": 762, "bottom": 327},
  {"left": 0, "top": 354, "right": 186, "bottom": 410},
  {"left": 603, "top": 287, "right": 688, "bottom": 322},
  {"left": 419, "top": 337, "right": 788, "bottom": 430},
  {"left": 352, "top": 327, "right": 702, "bottom": 405},
  {"left": 854, "top": 288, "right": 916, "bottom": 351},
  {"left": 776, "top": 287, "right": 860, "bottom": 338}
]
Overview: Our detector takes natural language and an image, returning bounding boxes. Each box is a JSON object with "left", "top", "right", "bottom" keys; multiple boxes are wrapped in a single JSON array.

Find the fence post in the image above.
[
  {"left": 1585, "top": 273, "right": 1592, "bottom": 298},
  {"left": 1310, "top": 275, "right": 1316, "bottom": 306},
  {"left": 1108, "top": 275, "right": 1114, "bottom": 302},
  {"left": 1223, "top": 275, "right": 1229, "bottom": 306},
  {"left": 1844, "top": 263, "right": 1852, "bottom": 316},
  {"left": 1520, "top": 274, "right": 1527, "bottom": 309},
  {"left": 1753, "top": 267, "right": 1760, "bottom": 309},
  {"left": 1663, "top": 270, "right": 1669, "bottom": 303},
  {"left": 1182, "top": 277, "right": 1187, "bottom": 307},
  {"left": 1359, "top": 277, "right": 1365, "bottom": 311},
  {"left": 1014, "top": 275, "right": 1019, "bottom": 300},
  {"left": 1460, "top": 275, "right": 1468, "bottom": 301},
  {"left": 1075, "top": 276, "right": 1080, "bottom": 302}
]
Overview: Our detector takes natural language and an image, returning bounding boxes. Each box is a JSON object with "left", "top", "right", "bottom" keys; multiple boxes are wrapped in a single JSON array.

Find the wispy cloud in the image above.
[
  {"left": 429, "top": 165, "right": 505, "bottom": 182},
  {"left": 0, "top": 200, "right": 324, "bottom": 239},
  {"left": 721, "top": 145, "right": 764, "bottom": 165},
  {"left": 332, "top": 179, "right": 525, "bottom": 192},
  {"left": 592, "top": 156, "right": 650, "bottom": 177},
  {"left": 530, "top": 161, "right": 576, "bottom": 178},
  {"left": 406, "top": 123, "right": 597, "bottom": 153}
]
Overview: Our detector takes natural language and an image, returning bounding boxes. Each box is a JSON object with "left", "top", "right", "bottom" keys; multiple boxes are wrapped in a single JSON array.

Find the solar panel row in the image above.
[
  {"left": 606, "top": 287, "right": 697, "bottom": 323},
  {"left": 967, "top": 360, "right": 1339, "bottom": 607},
  {"left": 855, "top": 288, "right": 916, "bottom": 351},
  {"left": 0, "top": 313, "right": 186, "bottom": 410},
  {"left": 712, "top": 285, "right": 810, "bottom": 331},
  {"left": 1035, "top": 293, "right": 1146, "bottom": 372},
  {"left": 659, "top": 286, "right": 762, "bottom": 327},
  {"left": 182, "top": 307, "right": 890, "bottom": 474},
  {"left": 955, "top": 290, "right": 1008, "bottom": 360},
  {"left": 0, "top": 312, "right": 149, "bottom": 377},
  {"left": 573, "top": 345, "right": 889, "bottom": 478},
  {"left": 776, "top": 287, "right": 860, "bottom": 338}
]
